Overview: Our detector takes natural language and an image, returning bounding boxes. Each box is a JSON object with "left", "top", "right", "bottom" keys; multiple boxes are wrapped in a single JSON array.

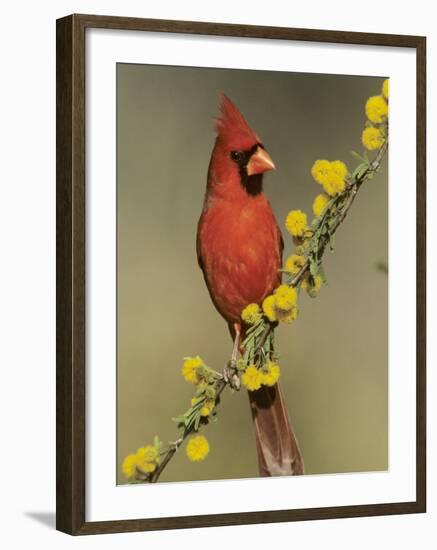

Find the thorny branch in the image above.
[
  {"left": 148, "top": 139, "right": 388, "bottom": 483},
  {"left": 149, "top": 377, "right": 227, "bottom": 482}
]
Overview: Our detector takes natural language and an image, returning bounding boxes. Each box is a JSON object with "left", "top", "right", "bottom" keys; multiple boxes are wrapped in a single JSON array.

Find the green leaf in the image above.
[
  {"left": 310, "top": 237, "right": 319, "bottom": 254},
  {"left": 352, "top": 162, "right": 368, "bottom": 181},
  {"left": 311, "top": 217, "right": 320, "bottom": 229},
  {"left": 351, "top": 151, "right": 364, "bottom": 162},
  {"left": 194, "top": 414, "right": 201, "bottom": 431},
  {"left": 236, "top": 359, "right": 246, "bottom": 372},
  {"left": 328, "top": 231, "right": 336, "bottom": 252},
  {"left": 310, "top": 259, "right": 320, "bottom": 277},
  {"left": 318, "top": 264, "right": 327, "bottom": 284}
]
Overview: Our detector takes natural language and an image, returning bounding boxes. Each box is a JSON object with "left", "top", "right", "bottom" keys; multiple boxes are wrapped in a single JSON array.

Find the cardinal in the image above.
[{"left": 197, "top": 94, "right": 304, "bottom": 476}]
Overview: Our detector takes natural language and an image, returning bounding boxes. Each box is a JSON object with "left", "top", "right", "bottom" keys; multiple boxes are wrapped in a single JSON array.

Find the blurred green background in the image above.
[{"left": 116, "top": 64, "right": 388, "bottom": 484}]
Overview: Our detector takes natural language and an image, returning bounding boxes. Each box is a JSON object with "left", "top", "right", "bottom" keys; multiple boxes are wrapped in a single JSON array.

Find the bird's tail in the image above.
[{"left": 248, "top": 382, "right": 304, "bottom": 476}]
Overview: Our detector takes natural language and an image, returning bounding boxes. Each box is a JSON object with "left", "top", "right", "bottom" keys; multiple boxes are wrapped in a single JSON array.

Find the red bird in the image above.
[{"left": 197, "top": 95, "right": 303, "bottom": 476}]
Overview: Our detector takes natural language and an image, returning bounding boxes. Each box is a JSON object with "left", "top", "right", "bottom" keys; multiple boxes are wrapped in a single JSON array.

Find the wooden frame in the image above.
[{"left": 56, "top": 13, "right": 427, "bottom": 535}]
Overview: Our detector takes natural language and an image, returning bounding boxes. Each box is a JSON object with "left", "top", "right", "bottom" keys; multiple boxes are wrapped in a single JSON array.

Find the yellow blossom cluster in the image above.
[
  {"left": 285, "top": 209, "right": 308, "bottom": 238},
  {"left": 262, "top": 360, "right": 281, "bottom": 387},
  {"left": 262, "top": 284, "right": 298, "bottom": 324},
  {"left": 365, "top": 93, "right": 388, "bottom": 124},
  {"left": 241, "top": 360, "right": 281, "bottom": 391},
  {"left": 362, "top": 126, "right": 385, "bottom": 151},
  {"left": 285, "top": 254, "right": 306, "bottom": 275},
  {"left": 301, "top": 274, "right": 323, "bottom": 298},
  {"left": 186, "top": 434, "right": 210, "bottom": 462},
  {"left": 362, "top": 79, "right": 388, "bottom": 151},
  {"left": 312, "top": 193, "right": 330, "bottom": 218},
  {"left": 311, "top": 159, "right": 348, "bottom": 197},
  {"left": 181, "top": 356, "right": 220, "bottom": 388},
  {"left": 181, "top": 356, "right": 219, "bottom": 388},
  {"left": 191, "top": 390, "right": 216, "bottom": 418},
  {"left": 181, "top": 355, "right": 203, "bottom": 384},
  {"left": 122, "top": 444, "right": 160, "bottom": 481},
  {"left": 241, "top": 303, "right": 262, "bottom": 325},
  {"left": 181, "top": 356, "right": 219, "bottom": 421},
  {"left": 241, "top": 365, "right": 262, "bottom": 391}
]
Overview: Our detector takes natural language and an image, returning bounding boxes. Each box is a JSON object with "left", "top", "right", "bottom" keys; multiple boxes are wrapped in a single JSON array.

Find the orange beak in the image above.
[{"left": 246, "top": 147, "right": 275, "bottom": 176}]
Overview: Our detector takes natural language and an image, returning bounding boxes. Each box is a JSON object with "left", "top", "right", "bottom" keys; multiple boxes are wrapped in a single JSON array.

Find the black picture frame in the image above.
[{"left": 56, "top": 13, "right": 426, "bottom": 535}]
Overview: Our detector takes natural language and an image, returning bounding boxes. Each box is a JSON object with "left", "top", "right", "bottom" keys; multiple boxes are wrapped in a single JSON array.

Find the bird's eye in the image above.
[{"left": 230, "top": 150, "right": 244, "bottom": 163}]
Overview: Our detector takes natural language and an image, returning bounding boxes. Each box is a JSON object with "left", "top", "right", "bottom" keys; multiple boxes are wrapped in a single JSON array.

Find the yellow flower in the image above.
[
  {"left": 285, "top": 210, "right": 308, "bottom": 238},
  {"left": 323, "top": 177, "right": 345, "bottom": 197},
  {"left": 382, "top": 79, "right": 389, "bottom": 100},
  {"left": 278, "top": 306, "right": 298, "bottom": 323},
  {"left": 311, "top": 159, "right": 331, "bottom": 186},
  {"left": 200, "top": 399, "right": 215, "bottom": 417},
  {"left": 182, "top": 356, "right": 203, "bottom": 384},
  {"left": 365, "top": 95, "right": 388, "bottom": 124},
  {"left": 324, "top": 161, "right": 348, "bottom": 196},
  {"left": 301, "top": 274, "right": 323, "bottom": 297},
  {"left": 241, "top": 303, "right": 262, "bottom": 325},
  {"left": 122, "top": 453, "right": 138, "bottom": 480},
  {"left": 137, "top": 462, "right": 156, "bottom": 474},
  {"left": 285, "top": 254, "right": 306, "bottom": 275},
  {"left": 136, "top": 445, "right": 159, "bottom": 474},
  {"left": 262, "top": 286, "right": 298, "bottom": 323},
  {"left": 312, "top": 193, "right": 330, "bottom": 217},
  {"left": 273, "top": 284, "right": 297, "bottom": 311},
  {"left": 311, "top": 160, "right": 348, "bottom": 197},
  {"left": 330, "top": 160, "right": 348, "bottom": 181},
  {"left": 186, "top": 435, "right": 210, "bottom": 462},
  {"left": 362, "top": 126, "right": 385, "bottom": 151},
  {"left": 241, "top": 364, "right": 263, "bottom": 391},
  {"left": 262, "top": 295, "right": 277, "bottom": 322},
  {"left": 261, "top": 361, "right": 281, "bottom": 387}
]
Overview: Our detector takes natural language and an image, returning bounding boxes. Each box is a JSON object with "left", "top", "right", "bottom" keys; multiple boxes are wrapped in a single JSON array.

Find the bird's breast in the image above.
[{"left": 198, "top": 198, "right": 282, "bottom": 323}]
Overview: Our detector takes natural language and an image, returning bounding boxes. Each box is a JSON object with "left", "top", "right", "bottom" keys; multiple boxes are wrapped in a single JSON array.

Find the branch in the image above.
[
  {"left": 254, "top": 141, "right": 388, "bottom": 356},
  {"left": 149, "top": 139, "right": 388, "bottom": 482},
  {"left": 125, "top": 123, "right": 388, "bottom": 484},
  {"left": 149, "top": 377, "right": 227, "bottom": 483}
]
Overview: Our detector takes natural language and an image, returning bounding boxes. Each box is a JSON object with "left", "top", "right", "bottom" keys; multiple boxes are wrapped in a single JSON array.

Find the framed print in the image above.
[{"left": 56, "top": 14, "right": 426, "bottom": 535}]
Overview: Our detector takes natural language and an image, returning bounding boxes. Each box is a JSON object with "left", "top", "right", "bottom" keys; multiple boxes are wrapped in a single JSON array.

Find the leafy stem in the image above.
[{"left": 135, "top": 138, "right": 388, "bottom": 485}]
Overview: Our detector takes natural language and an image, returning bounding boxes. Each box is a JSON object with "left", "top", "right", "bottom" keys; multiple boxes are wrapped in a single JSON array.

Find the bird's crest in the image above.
[{"left": 216, "top": 93, "right": 260, "bottom": 149}]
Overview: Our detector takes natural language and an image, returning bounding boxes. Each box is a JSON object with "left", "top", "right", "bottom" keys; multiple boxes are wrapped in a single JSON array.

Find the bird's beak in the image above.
[{"left": 246, "top": 147, "right": 276, "bottom": 176}]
